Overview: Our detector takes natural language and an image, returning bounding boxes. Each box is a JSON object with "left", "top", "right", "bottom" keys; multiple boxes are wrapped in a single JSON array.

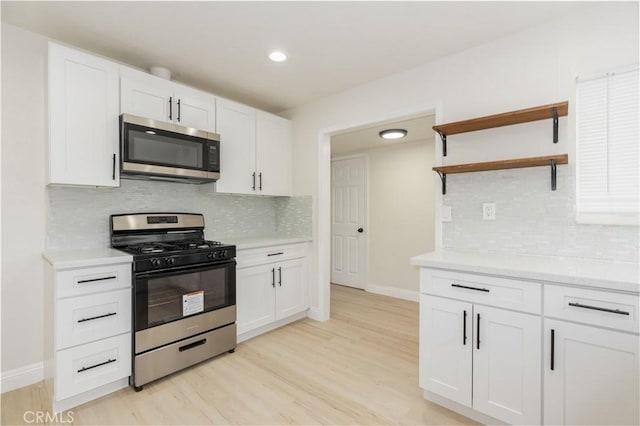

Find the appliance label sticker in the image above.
[{"left": 183, "top": 291, "right": 204, "bottom": 316}]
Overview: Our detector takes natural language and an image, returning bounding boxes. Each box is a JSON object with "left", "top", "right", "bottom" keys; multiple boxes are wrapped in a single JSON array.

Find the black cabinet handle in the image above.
[
  {"left": 278, "top": 267, "right": 282, "bottom": 286},
  {"left": 77, "top": 275, "right": 117, "bottom": 284},
  {"left": 267, "top": 252, "right": 284, "bottom": 257},
  {"left": 78, "top": 358, "right": 116, "bottom": 373},
  {"left": 568, "top": 302, "right": 630, "bottom": 316},
  {"left": 476, "top": 313, "right": 481, "bottom": 350},
  {"left": 259, "top": 172, "right": 262, "bottom": 191},
  {"left": 77, "top": 312, "right": 117, "bottom": 323},
  {"left": 112, "top": 154, "right": 116, "bottom": 180},
  {"left": 168, "top": 96, "right": 173, "bottom": 120},
  {"left": 550, "top": 329, "right": 555, "bottom": 371},
  {"left": 463, "top": 310, "right": 467, "bottom": 345},
  {"left": 252, "top": 172, "right": 256, "bottom": 191},
  {"left": 271, "top": 268, "right": 275, "bottom": 288},
  {"left": 179, "top": 339, "right": 206, "bottom": 352},
  {"left": 177, "top": 99, "right": 181, "bottom": 122},
  {"left": 451, "top": 283, "right": 490, "bottom": 293}
]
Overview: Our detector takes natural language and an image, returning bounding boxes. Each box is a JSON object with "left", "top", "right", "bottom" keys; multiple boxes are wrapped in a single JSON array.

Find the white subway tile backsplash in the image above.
[
  {"left": 443, "top": 166, "right": 639, "bottom": 263},
  {"left": 47, "top": 180, "right": 311, "bottom": 250}
]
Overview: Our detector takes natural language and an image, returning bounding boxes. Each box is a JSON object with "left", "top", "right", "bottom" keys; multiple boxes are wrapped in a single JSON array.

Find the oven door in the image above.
[{"left": 134, "top": 260, "right": 235, "bottom": 332}]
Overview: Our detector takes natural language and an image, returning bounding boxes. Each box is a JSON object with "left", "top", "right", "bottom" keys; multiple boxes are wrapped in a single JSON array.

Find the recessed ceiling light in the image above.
[
  {"left": 269, "top": 50, "right": 288, "bottom": 62},
  {"left": 379, "top": 129, "right": 408, "bottom": 140}
]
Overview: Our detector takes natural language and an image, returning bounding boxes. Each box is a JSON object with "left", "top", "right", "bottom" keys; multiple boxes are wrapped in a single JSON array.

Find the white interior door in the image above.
[{"left": 331, "top": 156, "right": 366, "bottom": 289}]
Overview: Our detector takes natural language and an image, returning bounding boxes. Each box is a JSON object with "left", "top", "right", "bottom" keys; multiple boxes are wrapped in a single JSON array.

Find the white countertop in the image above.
[
  {"left": 43, "top": 248, "right": 133, "bottom": 270},
  {"left": 230, "top": 237, "right": 312, "bottom": 250},
  {"left": 410, "top": 250, "right": 639, "bottom": 293}
]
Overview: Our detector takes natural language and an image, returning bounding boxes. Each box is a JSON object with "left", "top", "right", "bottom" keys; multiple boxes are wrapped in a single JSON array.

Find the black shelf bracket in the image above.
[
  {"left": 552, "top": 107, "right": 559, "bottom": 143},
  {"left": 436, "top": 171, "right": 447, "bottom": 194},
  {"left": 436, "top": 130, "right": 447, "bottom": 156},
  {"left": 550, "top": 159, "right": 557, "bottom": 190}
]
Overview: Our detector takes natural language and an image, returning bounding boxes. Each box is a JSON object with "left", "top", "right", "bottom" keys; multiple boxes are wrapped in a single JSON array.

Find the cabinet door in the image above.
[
  {"left": 472, "top": 306, "right": 541, "bottom": 425},
  {"left": 275, "top": 258, "right": 307, "bottom": 320},
  {"left": 544, "top": 319, "right": 639, "bottom": 425},
  {"left": 236, "top": 264, "right": 276, "bottom": 334},
  {"left": 215, "top": 98, "right": 256, "bottom": 194},
  {"left": 419, "top": 295, "right": 472, "bottom": 407},
  {"left": 174, "top": 84, "right": 216, "bottom": 132},
  {"left": 48, "top": 43, "right": 119, "bottom": 187},
  {"left": 256, "top": 111, "right": 292, "bottom": 196},
  {"left": 120, "top": 67, "right": 172, "bottom": 123}
]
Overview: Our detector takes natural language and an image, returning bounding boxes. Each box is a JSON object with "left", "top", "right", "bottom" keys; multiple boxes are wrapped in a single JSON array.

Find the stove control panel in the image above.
[{"left": 135, "top": 246, "right": 236, "bottom": 272}]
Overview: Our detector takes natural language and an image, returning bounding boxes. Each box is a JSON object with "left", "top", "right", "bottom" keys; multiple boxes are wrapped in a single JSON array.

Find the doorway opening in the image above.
[{"left": 327, "top": 113, "right": 438, "bottom": 307}]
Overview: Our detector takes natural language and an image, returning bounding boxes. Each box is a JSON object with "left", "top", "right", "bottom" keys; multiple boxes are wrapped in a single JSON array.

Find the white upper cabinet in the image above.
[
  {"left": 48, "top": 43, "right": 120, "bottom": 187},
  {"left": 215, "top": 98, "right": 257, "bottom": 194},
  {"left": 256, "top": 111, "right": 292, "bottom": 196},
  {"left": 215, "top": 99, "right": 292, "bottom": 196},
  {"left": 120, "top": 66, "right": 215, "bottom": 132}
]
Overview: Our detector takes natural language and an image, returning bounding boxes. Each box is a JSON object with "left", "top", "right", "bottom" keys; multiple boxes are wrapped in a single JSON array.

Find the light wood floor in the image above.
[{"left": 1, "top": 285, "right": 476, "bottom": 425}]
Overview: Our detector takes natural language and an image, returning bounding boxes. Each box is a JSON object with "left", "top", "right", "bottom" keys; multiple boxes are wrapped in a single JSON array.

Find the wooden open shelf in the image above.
[
  {"left": 432, "top": 101, "right": 568, "bottom": 156},
  {"left": 433, "top": 154, "right": 568, "bottom": 194},
  {"left": 432, "top": 154, "right": 568, "bottom": 174}
]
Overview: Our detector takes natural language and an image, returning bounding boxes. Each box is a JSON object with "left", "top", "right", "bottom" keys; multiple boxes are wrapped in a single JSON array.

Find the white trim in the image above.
[
  {"left": 1, "top": 362, "right": 44, "bottom": 393},
  {"left": 52, "top": 378, "right": 128, "bottom": 413},
  {"left": 423, "top": 390, "right": 506, "bottom": 425},
  {"left": 366, "top": 284, "right": 419, "bottom": 302},
  {"left": 575, "top": 212, "right": 639, "bottom": 226},
  {"left": 237, "top": 311, "right": 307, "bottom": 343},
  {"left": 317, "top": 103, "right": 442, "bottom": 322}
]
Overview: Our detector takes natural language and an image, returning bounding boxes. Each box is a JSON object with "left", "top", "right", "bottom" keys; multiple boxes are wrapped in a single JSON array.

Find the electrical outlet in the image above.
[
  {"left": 442, "top": 205, "right": 452, "bottom": 222},
  {"left": 482, "top": 203, "right": 496, "bottom": 220}
]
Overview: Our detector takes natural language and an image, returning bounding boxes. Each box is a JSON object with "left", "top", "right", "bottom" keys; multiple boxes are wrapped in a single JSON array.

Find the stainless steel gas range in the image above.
[{"left": 110, "top": 213, "right": 236, "bottom": 391}]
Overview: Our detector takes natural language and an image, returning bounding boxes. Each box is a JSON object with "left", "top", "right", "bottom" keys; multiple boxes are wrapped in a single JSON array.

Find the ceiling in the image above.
[
  {"left": 1, "top": 1, "right": 590, "bottom": 113},
  {"left": 331, "top": 115, "right": 435, "bottom": 156}
]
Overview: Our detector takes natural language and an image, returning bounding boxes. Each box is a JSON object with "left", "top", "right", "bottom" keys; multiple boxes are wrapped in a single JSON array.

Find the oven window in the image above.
[
  {"left": 128, "top": 129, "right": 203, "bottom": 169},
  {"left": 137, "top": 265, "right": 234, "bottom": 329}
]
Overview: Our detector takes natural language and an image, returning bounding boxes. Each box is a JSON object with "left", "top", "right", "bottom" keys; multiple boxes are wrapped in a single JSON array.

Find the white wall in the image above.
[
  {"left": 1, "top": 24, "right": 47, "bottom": 374},
  {"left": 284, "top": 3, "right": 639, "bottom": 319},
  {"left": 364, "top": 140, "right": 435, "bottom": 297}
]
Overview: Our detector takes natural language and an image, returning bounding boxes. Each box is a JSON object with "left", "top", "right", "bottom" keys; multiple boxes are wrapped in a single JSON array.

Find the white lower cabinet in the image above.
[
  {"left": 543, "top": 284, "right": 639, "bottom": 425},
  {"left": 44, "top": 253, "right": 132, "bottom": 412},
  {"left": 420, "top": 294, "right": 541, "bottom": 424},
  {"left": 236, "top": 243, "right": 309, "bottom": 339}
]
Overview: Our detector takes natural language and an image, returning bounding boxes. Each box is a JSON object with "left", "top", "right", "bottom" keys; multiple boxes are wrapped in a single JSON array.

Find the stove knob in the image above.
[
  {"left": 220, "top": 250, "right": 227, "bottom": 258},
  {"left": 207, "top": 252, "right": 215, "bottom": 259},
  {"left": 166, "top": 257, "right": 176, "bottom": 266},
  {"left": 150, "top": 258, "right": 161, "bottom": 268}
]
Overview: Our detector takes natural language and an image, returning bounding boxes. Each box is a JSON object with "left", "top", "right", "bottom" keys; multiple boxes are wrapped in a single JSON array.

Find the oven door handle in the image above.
[{"left": 135, "top": 259, "right": 236, "bottom": 279}]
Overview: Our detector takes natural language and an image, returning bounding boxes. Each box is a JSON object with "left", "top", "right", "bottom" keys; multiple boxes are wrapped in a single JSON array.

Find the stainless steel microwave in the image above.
[{"left": 120, "top": 114, "right": 220, "bottom": 183}]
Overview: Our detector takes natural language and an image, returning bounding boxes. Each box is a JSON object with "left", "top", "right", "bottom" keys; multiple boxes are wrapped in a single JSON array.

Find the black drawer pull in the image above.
[
  {"left": 267, "top": 252, "right": 284, "bottom": 257},
  {"left": 77, "top": 275, "right": 117, "bottom": 284},
  {"left": 568, "top": 302, "right": 629, "bottom": 316},
  {"left": 77, "top": 358, "right": 116, "bottom": 373},
  {"left": 451, "top": 283, "right": 490, "bottom": 293},
  {"left": 77, "top": 312, "right": 117, "bottom": 323},
  {"left": 179, "top": 339, "right": 206, "bottom": 352}
]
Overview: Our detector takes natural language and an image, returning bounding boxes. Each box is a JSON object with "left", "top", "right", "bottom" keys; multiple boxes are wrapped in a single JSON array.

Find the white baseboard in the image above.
[
  {"left": 237, "top": 311, "right": 308, "bottom": 343},
  {"left": 366, "top": 284, "right": 419, "bottom": 302},
  {"left": 423, "top": 390, "right": 505, "bottom": 425},
  {"left": 1, "top": 362, "right": 44, "bottom": 393}
]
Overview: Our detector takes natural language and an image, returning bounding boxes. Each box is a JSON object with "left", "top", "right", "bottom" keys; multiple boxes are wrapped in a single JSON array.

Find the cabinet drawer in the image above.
[
  {"left": 421, "top": 269, "right": 542, "bottom": 314},
  {"left": 57, "top": 263, "right": 131, "bottom": 298},
  {"left": 236, "top": 243, "right": 308, "bottom": 269},
  {"left": 56, "top": 288, "right": 131, "bottom": 350},
  {"left": 55, "top": 333, "right": 131, "bottom": 401},
  {"left": 545, "top": 285, "right": 639, "bottom": 333}
]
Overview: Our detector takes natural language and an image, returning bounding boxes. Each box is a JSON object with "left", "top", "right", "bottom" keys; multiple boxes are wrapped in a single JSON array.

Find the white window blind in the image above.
[{"left": 576, "top": 67, "right": 639, "bottom": 225}]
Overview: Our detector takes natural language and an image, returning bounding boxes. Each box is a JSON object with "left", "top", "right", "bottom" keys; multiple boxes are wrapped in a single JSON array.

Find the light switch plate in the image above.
[{"left": 442, "top": 205, "right": 452, "bottom": 222}]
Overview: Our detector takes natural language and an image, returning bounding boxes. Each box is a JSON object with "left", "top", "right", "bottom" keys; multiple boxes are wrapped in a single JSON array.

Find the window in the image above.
[{"left": 576, "top": 67, "right": 639, "bottom": 225}]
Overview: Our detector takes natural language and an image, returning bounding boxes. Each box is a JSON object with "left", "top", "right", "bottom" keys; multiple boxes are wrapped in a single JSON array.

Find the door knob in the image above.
[{"left": 357, "top": 228, "right": 364, "bottom": 233}]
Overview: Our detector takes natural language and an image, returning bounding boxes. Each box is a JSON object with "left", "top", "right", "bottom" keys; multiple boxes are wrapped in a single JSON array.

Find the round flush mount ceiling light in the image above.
[
  {"left": 269, "top": 50, "right": 288, "bottom": 62},
  {"left": 379, "top": 129, "right": 408, "bottom": 140}
]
